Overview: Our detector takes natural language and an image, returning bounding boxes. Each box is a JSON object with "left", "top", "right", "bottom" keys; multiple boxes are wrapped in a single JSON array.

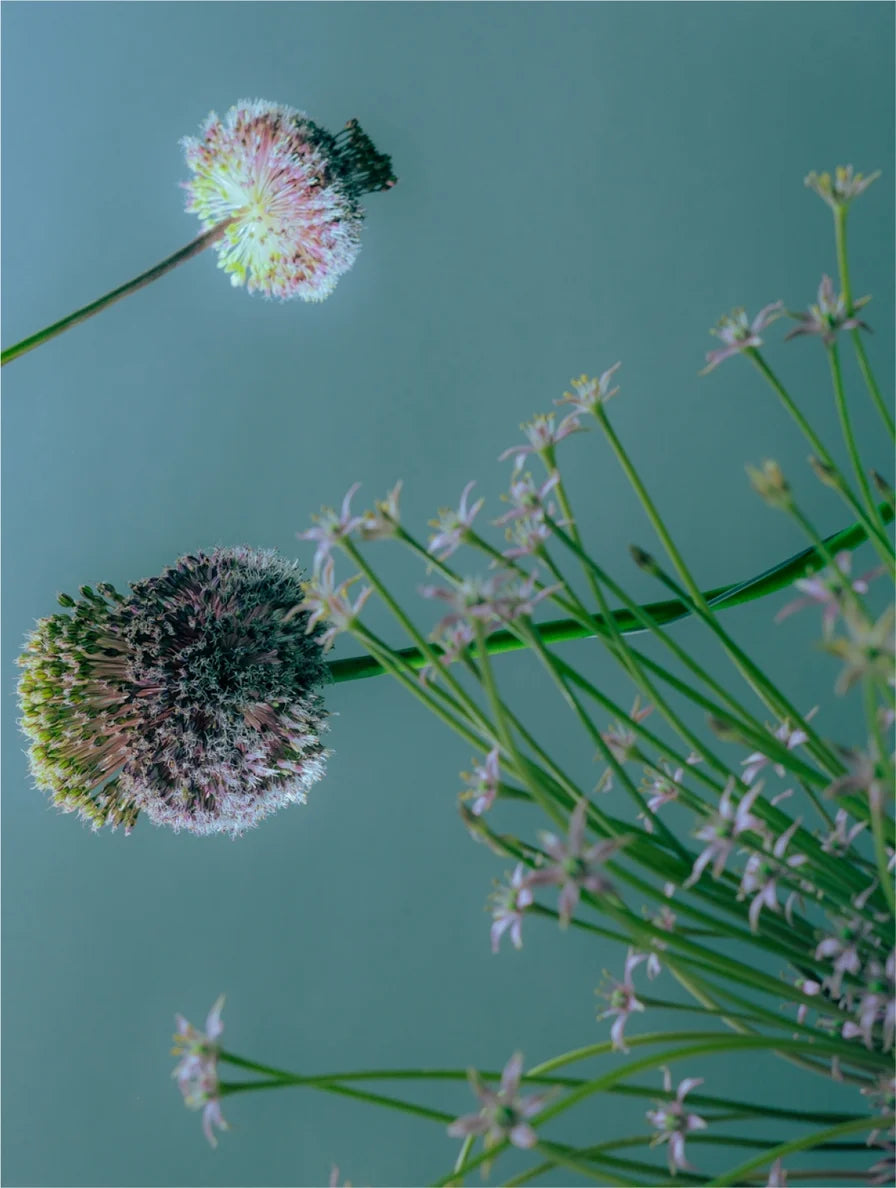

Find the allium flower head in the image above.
[
  {"left": 18, "top": 548, "right": 331, "bottom": 836},
  {"left": 172, "top": 995, "right": 228, "bottom": 1147},
  {"left": 182, "top": 99, "right": 396, "bottom": 301},
  {"left": 556, "top": 363, "right": 622, "bottom": 416}
]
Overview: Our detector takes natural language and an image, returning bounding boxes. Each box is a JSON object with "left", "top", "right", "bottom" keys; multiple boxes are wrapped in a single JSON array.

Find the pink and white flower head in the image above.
[
  {"left": 420, "top": 570, "right": 560, "bottom": 636},
  {"left": 172, "top": 995, "right": 229, "bottom": 1147},
  {"left": 182, "top": 99, "right": 396, "bottom": 301},
  {"left": 447, "top": 1051, "right": 554, "bottom": 1169},
  {"left": 646, "top": 1067, "right": 708, "bottom": 1176},
  {"left": 700, "top": 303, "right": 784, "bottom": 373},
  {"left": 461, "top": 747, "right": 501, "bottom": 817},
  {"left": 737, "top": 818, "right": 808, "bottom": 933}
]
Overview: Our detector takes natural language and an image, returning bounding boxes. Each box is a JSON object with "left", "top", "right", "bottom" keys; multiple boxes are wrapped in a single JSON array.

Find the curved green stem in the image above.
[
  {"left": 327, "top": 506, "right": 892, "bottom": 683},
  {"left": 1, "top": 218, "right": 236, "bottom": 366}
]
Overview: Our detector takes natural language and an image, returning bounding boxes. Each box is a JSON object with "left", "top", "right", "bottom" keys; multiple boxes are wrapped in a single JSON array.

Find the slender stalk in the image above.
[
  {"left": 327, "top": 506, "right": 892, "bottom": 683},
  {"left": 1, "top": 218, "right": 238, "bottom": 366},
  {"left": 833, "top": 203, "right": 894, "bottom": 439}
]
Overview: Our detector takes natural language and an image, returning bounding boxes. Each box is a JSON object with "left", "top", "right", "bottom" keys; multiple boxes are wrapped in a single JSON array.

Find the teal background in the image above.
[{"left": 2, "top": 3, "right": 893, "bottom": 1186}]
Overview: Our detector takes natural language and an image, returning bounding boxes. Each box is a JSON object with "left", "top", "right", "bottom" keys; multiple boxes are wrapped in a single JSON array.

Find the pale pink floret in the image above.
[
  {"left": 427, "top": 482, "right": 485, "bottom": 561},
  {"left": 740, "top": 709, "right": 818, "bottom": 785},
  {"left": 597, "top": 949, "right": 647, "bottom": 1052},
  {"left": 700, "top": 302, "right": 784, "bottom": 373},
  {"left": 527, "top": 800, "right": 627, "bottom": 927},
  {"left": 684, "top": 780, "right": 767, "bottom": 888},
  {"left": 448, "top": 1051, "right": 554, "bottom": 1165},
  {"left": 489, "top": 864, "right": 534, "bottom": 953},
  {"left": 172, "top": 995, "right": 229, "bottom": 1148},
  {"left": 775, "top": 551, "right": 883, "bottom": 634},
  {"left": 298, "top": 484, "right": 366, "bottom": 570},
  {"left": 556, "top": 363, "right": 622, "bottom": 416},
  {"left": 300, "top": 558, "right": 372, "bottom": 651},
  {"left": 646, "top": 1066, "right": 707, "bottom": 1176},
  {"left": 499, "top": 411, "right": 585, "bottom": 469}
]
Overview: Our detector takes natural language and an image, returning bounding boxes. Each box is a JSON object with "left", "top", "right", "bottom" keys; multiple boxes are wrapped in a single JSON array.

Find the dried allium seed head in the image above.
[
  {"left": 18, "top": 548, "right": 331, "bottom": 836},
  {"left": 182, "top": 99, "right": 396, "bottom": 301}
]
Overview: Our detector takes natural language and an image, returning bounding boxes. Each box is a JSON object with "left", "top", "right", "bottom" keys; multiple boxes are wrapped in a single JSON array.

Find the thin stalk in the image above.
[
  {"left": 1, "top": 218, "right": 238, "bottom": 366},
  {"left": 708, "top": 1115, "right": 880, "bottom": 1188},
  {"left": 834, "top": 204, "right": 894, "bottom": 439},
  {"left": 827, "top": 342, "right": 892, "bottom": 548}
]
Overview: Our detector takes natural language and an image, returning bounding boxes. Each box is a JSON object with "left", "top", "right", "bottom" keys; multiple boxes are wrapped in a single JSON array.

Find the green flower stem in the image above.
[
  {"left": 541, "top": 518, "right": 832, "bottom": 790},
  {"left": 508, "top": 1140, "right": 707, "bottom": 1188},
  {"left": 532, "top": 1140, "right": 641, "bottom": 1186},
  {"left": 707, "top": 1115, "right": 880, "bottom": 1188},
  {"left": 632, "top": 549, "right": 842, "bottom": 776},
  {"left": 864, "top": 679, "right": 896, "bottom": 915},
  {"left": 219, "top": 1074, "right": 454, "bottom": 1125},
  {"left": 0, "top": 218, "right": 237, "bottom": 367},
  {"left": 828, "top": 342, "right": 892, "bottom": 548},
  {"left": 327, "top": 505, "right": 892, "bottom": 684},
  {"left": 834, "top": 204, "right": 895, "bottom": 440},
  {"left": 340, "top": 539, "right": 492, "bottom": 739},
  {"left": 748, "top": 350, "right": 893, "bottom": 564}
]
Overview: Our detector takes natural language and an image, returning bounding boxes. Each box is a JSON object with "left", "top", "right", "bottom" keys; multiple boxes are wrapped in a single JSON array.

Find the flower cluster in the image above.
[
  {"left": 18, "top": 548, "right": 330, "bottom": 835},
  {"left": 172, "top": 997, "right": 228, "bottom": 1147}
]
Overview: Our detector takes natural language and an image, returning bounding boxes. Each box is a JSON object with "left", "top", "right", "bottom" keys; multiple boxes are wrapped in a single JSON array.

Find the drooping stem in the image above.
[
  {"left": 326, "top": 505, "right": 893, "bottom": 683},
  {"left": 1, "top": 217, "right": 237, "bottom": 366}
]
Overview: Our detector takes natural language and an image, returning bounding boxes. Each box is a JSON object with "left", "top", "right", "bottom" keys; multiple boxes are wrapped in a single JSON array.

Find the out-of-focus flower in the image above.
[
  {"left": 740, "top": 709, "right": 818, "bottom": 785},
  {"left": 596, "top": 950, "right": 646, "bottom": 1052},
  {"left": 684, "top": 780, "right": 767, "bottom": 888},
  {"left": 785, "top": 275, "right": 872, "bottom": 345},
  {"left": 499, "top": 411, "right": 585, "bottom": 469},
  {"left": 461, "top": 748, "right": 501, "bottom": 817},
  {"left": 298, "top": 484, "right": 366, "bottom": 570},
  {"left": 821, "top": 808, "right": 867, "bottom": 855},
  {"left": 494, "top": 470, "right": 568, "bottom": 560},
  {"left": 804, "top": 165, "right": 881, "bottom": 210},
  {"left": 301, "top": 558, "right": 373, "bottom": 652},
  {"left": 420, "top": 570, "right": 560, "bottom": 636},
  {"left": 17, "top": 549, "right": 330, "bottom": 836},
  {"left": 815, "top": 915, "right": 877, "bottom": 998},
  {"left": 823, "top": 606, "right": 896, "bottom": 695},
  {"left": 700, "top": 303, "right": 784, "bottom": 373},
  {"left": 737, "top": 818, "right": 808, "bottom": 932},
  {"left": 747, "top": 459, "right": 793, "bottom": 510},
  {"left": 182, "top": 100, "right": 395, "bottom": 301},
  {"left": 489, "top": 864, "right": 534, "bottom": 953},
  {"left": 646, "top": 1067, "right": 707, "bottom": 1175},
  {"left": 359, "top": 482, "right": 403, "bottom": 542},
  {"left": 172, "top": 996, "right": 229, "bottom": 1147},
  {"left": 600, "top": 697, "right": 654, "bottom": 767},
  {"left": 527, "top": 801, "right": 627, "bottom": 926},
  {"left": 447, "top": 1051, "right": 553, "bottom": 1169},
  {"left": 843, "top": 950, "right": 895, "bottom": 1052},
  {"left": 826, "top": 742, "right": 890, "bottom": 812},
  {"left": 556, "top": 363, "right": 622, "bottom": 416},
  {"left": 639, "top": 760, "right": 684, "bottom": 832},
  {"left": 775, "top": 552, "right": 884, "bottom": 635},
  {"left": 427, "top": 482, "right": 485, "bottom": 561}
]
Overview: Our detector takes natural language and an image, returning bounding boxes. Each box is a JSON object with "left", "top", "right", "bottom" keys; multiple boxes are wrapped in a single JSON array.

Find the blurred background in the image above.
[{"left": 2, "top": 3, "right": 893, "bottom": 1185}]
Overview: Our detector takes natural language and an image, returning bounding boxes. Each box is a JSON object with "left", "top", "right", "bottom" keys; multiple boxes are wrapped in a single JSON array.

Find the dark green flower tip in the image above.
[{"left": 18, "top": 548, "right": 331, "bottom": 837}]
